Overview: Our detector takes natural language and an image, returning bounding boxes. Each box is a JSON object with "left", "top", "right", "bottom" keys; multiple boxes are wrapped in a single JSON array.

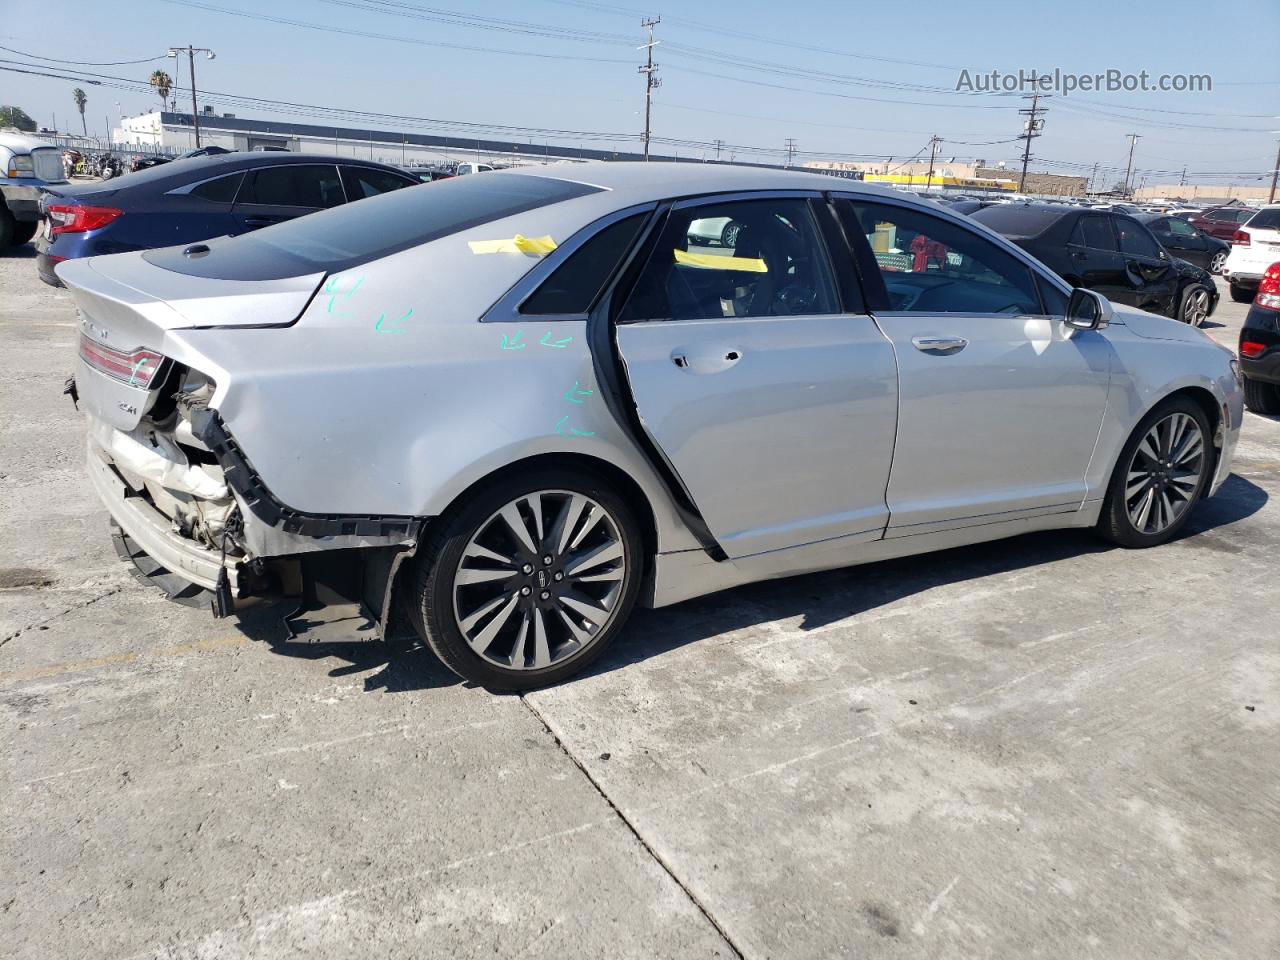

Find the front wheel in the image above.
[
  {"left": 1178, "top": 285, "right": 1211, "bottom": 326},
  {"left": 406, "top": 468, "right": 643, "bottom": 690},
  {"left": 1210, "top": 250, "right": 1227, "bottom": 274},
  {"left": 1097, "top": 397, "right": 1213, "bottom": 548}
]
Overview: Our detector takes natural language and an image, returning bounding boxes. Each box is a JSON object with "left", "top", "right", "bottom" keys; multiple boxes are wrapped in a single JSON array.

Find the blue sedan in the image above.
[{"left": 36, "top": 152, "right": 417, "bottom": 286}]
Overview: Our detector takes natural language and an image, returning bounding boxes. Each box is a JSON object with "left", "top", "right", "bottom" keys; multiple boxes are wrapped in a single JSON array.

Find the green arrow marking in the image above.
[
  {"left": 564, "top": 381, "right": 593, "bottom": 404},
  {"left": 375, "top": 307, "right": 412, "bottom": 334},
  {"left": 126, "top": 358, "right": 149, "bottom": 386},
  {"left": 500, "top": 331, "right": 527, "bottom": 350},
  {"left": 539, "top": 331, "right": 573, "bottom": 349},
  {"left": 554, "top": 415, "right": 595, "bottom": 438}
]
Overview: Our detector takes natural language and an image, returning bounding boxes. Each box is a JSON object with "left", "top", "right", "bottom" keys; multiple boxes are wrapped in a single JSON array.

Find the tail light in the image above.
[
  {"left": 1255, "top": 262, "right": 1280, "bottom": 312},
  {"left": 47, "top": 204, "right": 124, "bottom": 235},
  {"left": 1240, "top": 341, "right": 1267, "bottom": 358},
  {"left": 1232, "top": 229, "right": 1250, "bottom": 246},
  {"left": 79, "top": 334, "right": 166, "bottom": 388}
]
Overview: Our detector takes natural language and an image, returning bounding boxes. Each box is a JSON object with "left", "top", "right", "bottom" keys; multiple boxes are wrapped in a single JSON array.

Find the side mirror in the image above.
[{"left": 1065, "top": 287, "right": 1113, "bottom": 331}]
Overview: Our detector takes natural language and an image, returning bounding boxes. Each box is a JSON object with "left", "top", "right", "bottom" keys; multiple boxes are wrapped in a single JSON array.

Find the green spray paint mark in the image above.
[
  {"left": 127, "top": 358, "right": 149, "bottom": 386},
  {"left": 324, "top": 274, "right": 364, "bottom": 314},
  {"left": 555, "top": 415, "right": 595, "bottom": 438},
  {"left": 375, "top": 307, "right": 413, "bottom": 334},
  {"left": 500, "top": 331, "right": 526, "bottom": 350},
  {"left": 539, "top": 331, "right": 573, "bottom": 349},
  {"left": 563, "top": 381, "right": 593, "bottom": 404}
]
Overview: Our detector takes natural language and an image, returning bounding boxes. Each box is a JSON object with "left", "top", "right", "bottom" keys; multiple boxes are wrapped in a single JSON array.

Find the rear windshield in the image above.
[
  {"left": 1245, "top": 209, "right": 1280, "bottom": 230},
  {"left": 144, "top": 173, "right": 601, "bottom": 280},
  {"left": 970, "top": 205, "right": 1065, "bottom": 237}
]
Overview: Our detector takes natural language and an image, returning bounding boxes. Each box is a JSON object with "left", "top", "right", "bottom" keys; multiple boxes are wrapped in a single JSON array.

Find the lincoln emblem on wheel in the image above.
[{"left": 59, "top": 163, "right": 1243, "bottom": 690}]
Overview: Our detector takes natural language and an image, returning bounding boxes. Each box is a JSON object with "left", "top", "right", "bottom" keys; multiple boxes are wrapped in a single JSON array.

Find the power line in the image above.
[{"left": 0, "top": 44, "right": 168, "bottom": 66}]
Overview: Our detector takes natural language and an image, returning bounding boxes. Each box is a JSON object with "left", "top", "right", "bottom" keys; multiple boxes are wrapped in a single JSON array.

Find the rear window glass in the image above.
[
  {"left": 189, "top": 172, "right": 243, "bottom": 204},
  {"left": 143, "top": 173, "right": 601, "bottom": 280},
  {"left": 1245, "top": 209, "right": 1280, "bottom": 230},
  {"left": 521, "top": 213, "right": 647, "bottom": 315},
  {"left": 970, "top": 205, "right": 1065, "bottom": 237}
]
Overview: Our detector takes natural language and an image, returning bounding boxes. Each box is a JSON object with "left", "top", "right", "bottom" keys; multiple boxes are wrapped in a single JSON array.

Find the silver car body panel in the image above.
[{"left": 57, "top": 162, "right": 1243, "bottom": 612}]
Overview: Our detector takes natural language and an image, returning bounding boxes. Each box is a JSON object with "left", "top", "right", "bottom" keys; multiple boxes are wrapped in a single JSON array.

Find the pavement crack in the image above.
[
  {"left": 520, "top": 694, "right": 747, "bottom": 960},
  {"left": 0, "top": 586, "right": 124, "bottom": 647}
]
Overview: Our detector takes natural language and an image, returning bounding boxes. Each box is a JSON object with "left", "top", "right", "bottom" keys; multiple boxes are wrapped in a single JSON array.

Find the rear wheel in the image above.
[
  {"left": 1097, "top": 397, "right": 1213, "bottom": 548},
  {"left": 1230, "top": 283, "right": 1254, "bottom": 304},
  {"left": 0, "top": 207, "right": 14, "bottom": 253},
  {"left": 406, "top": 468, "right": 643, "bottom": 690},
  {"left": 1210, "top": 250, "right": 1227, "bottom": 274},
  {"left": 10, "top": 220, "right": 36, "bottom": 246},
  {"left": 1243, "top": 376, "right": 1280, "bottom": 415},
  {"left": 1178, "top": 285, "right": 1211, "bottom": 326}
]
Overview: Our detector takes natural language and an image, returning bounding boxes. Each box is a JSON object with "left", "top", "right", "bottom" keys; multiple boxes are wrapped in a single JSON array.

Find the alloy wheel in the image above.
[
  {"left": 1124, "top": 412, "right": 1206, "bottom": 536},
  {"left": 452, "top": 490, "right": 627, "bottom": 670},
  {"left": 1210, "top": 251, "right": 1226, "bottom": 274},
  {"left": 1182, "top": 288, "right": 1210, "bottom": 327}
]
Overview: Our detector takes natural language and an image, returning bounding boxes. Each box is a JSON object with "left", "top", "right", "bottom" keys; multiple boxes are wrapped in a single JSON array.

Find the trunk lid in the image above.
[{"left": 59, "top": 253, "right": 323, "bottom": 432}]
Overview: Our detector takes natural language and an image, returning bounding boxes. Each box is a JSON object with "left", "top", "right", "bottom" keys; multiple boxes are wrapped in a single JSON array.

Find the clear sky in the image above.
[{"left": 2, "top": 0, "right": 1278, "bottom": 187}]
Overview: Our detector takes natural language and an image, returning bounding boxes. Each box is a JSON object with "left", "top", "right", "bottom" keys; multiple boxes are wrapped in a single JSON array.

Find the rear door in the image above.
[
  {"left": 837, "top": 196, "right": 1111, "bottom": 534},
  {"left": 1240, "top": 208, "right": 1280, "bottom": 259},
  {"left": 230, "top": 163, "right": 345, "bottom": 233},
  {"left": 612, "top": 192, "right": 898, "bottom": 559}
]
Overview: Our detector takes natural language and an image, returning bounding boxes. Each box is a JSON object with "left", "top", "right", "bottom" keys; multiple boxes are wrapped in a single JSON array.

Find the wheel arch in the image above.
[{"left": 424, "top": 451, "right": 660, "bottom": 573}]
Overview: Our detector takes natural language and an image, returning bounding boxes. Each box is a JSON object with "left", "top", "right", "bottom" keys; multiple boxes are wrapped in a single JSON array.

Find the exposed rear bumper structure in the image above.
[{"left": 87, "top": 444, "right": 238, "bottom": 594}]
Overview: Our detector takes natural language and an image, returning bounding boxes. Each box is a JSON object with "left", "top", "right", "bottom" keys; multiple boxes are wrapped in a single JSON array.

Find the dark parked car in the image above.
[
  {"left": 1189, "top": 205, "right": 1258, "bottom": 242},
  {"left": 1137, "top": 213, "right": 1231, "bottom": 274},
  {"left": 972, "top": 203, "right": 1218, "bottom": 326},
  {"left": 174, "top": 145, "right": 234, "bottom": 161},
  {"left": 129, "top": 155, "right": 170, "bottom": 173},
  {"left": 947, "top": 198, "right": 1006, "bottom": 216},
  {"left": 36, "top": 152, "right": 418, "bottom": 286},
  {"left": 1239, "top": 261, "right": 1280, "bottom": 414}
]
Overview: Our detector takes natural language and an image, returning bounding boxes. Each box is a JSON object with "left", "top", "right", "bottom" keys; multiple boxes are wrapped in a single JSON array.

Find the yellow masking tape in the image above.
[
  {"left": 468, "top": 234, "right": 559, "bottom": 256},
  {"left": 674, "top": 249, "right": 768, "bottom": 273}
]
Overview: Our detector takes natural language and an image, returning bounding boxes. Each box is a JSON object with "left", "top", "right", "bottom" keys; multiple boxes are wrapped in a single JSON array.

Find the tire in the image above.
[
  {"left": 1230, "top": 283, "right": 1254, "bottom": 304},
  {"left": 1097, "top": 396, "right": 1213, "bottom": 549},
  {"left": 10, "top": 221, "right": 36, "bottom": 246},
  {"left": 720, "top": 220, "right": 741, "bottom": 249},
  {"left": 1243, "top": 376, "right": 1280, "bottom": 415},
  {"left": 0, "top": 207, "right": 14, "bottom": 253},
  {"left": 1177, "top": 285, "right": 1211, "bottom": 326},
  {"left": 405, "top": 467, "right": 644, "bottom": 690},
  {"left": 1210, "top": 250, "right": 1227, "bottom": 275}
]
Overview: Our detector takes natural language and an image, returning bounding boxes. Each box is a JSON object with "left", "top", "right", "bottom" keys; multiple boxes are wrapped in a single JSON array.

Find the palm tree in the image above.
[
  {"left": 149, "top": 71, "right": 173, "bottom": 112},
  {"left": 72, "top": 87, "right": 87, "bottom": 136}
]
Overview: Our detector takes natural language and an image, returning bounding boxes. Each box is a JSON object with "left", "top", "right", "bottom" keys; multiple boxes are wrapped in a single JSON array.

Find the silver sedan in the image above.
[{"left": 60, "top": 163, "right": 1243, "bottom": 689}]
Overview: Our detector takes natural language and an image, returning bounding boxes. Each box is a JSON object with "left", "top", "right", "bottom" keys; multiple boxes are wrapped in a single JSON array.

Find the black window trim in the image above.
[
  {"left": 166, "top": 169, "right": 246, "bottom": 198},
  {"left": 479, "top": 201, "right": 659, "bottom": 323},
  {"left": 831, "top": 191, "right": 1072, "bottom": 317},
  {"left": 233, "top": 162, "right": 345, "bottom": 208}
]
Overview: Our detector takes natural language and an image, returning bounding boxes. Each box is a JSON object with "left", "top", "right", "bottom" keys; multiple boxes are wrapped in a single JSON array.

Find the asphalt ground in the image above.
[{"left": 2, "top": 244, "right": 1277, "bottom": 959}]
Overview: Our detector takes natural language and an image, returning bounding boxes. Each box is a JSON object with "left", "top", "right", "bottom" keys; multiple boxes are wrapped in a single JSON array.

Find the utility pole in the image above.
[
  {"left": 168, "top": 45, "right": 216, "bottom": 148},
  {"left": 1089, "top": 161, "right": 1099, "bottom": 194},
  {"left": 1179, "top": 166, "right": 1187, "bottom": 187},
  {"left": 784, "top": 138, "right": 797, "bottom": 168},
  {"left": 1269, "top": 139, "right": 1280, "bottom": 204},
  {"left": 1017, "top": 78, "right": 1048, "bottom": 193},
  {"left": 713, "top": 138, "right": 723, "bottom": 162},
  {"left": 637, "top": 17, "right": 660, "bottom": 161},
  {"left": 1122, "top": 133, "right": 1141, "bottom": 197},
  {"left": 924, "top": 134, "right": 941, "bottom": 191}
]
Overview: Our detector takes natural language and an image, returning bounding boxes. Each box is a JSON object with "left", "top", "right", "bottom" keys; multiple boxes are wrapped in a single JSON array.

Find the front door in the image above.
[
  {"left": 612, "top": 194, "right": 898, "bottom": 559},
  {"left": 1113, "top": 216, "right": 1178, "bottom": 315},
  {"left": 837, "top": 197, "right": 1112, "bottom": 535}
]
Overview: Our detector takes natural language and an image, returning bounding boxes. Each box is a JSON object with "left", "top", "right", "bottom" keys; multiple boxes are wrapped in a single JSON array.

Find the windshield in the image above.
[{"left": 144, "top": 172, "right": 600, "bottom": 280}]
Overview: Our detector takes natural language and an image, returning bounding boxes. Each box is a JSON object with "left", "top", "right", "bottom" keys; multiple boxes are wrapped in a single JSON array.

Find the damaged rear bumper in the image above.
[{"left": 88, "top": 445, "right": 236, "bottom": 593}]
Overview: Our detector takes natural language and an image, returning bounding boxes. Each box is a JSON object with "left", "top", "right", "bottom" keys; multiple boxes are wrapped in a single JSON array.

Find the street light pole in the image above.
[
  {"left": 168, "top": 45, "right": 216, "bottom": 148},
  {"left": 1269, "top": 138, "right": 1280, "bottom": 205}
]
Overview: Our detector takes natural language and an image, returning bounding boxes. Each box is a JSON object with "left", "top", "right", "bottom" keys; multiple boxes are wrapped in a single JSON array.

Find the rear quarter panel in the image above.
[{"left": 172, "top": 195, "right": 703, "bottom": 554}]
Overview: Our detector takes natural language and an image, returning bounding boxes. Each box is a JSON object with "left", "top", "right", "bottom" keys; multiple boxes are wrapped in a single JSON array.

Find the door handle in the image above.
[
  {"left": 242, "top": 216, "right": 281, "bottom": 227},
  {"left": 670, "top": 348, "right": 742, "bottom": 372},
  {"left": 911, "top": 336, "right": 968, "bottom": 354}
]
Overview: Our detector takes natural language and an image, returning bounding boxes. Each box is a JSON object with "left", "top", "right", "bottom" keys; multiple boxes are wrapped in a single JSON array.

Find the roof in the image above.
[{"left": 503, "top": 160, "right": 915, "bottom": 204}]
